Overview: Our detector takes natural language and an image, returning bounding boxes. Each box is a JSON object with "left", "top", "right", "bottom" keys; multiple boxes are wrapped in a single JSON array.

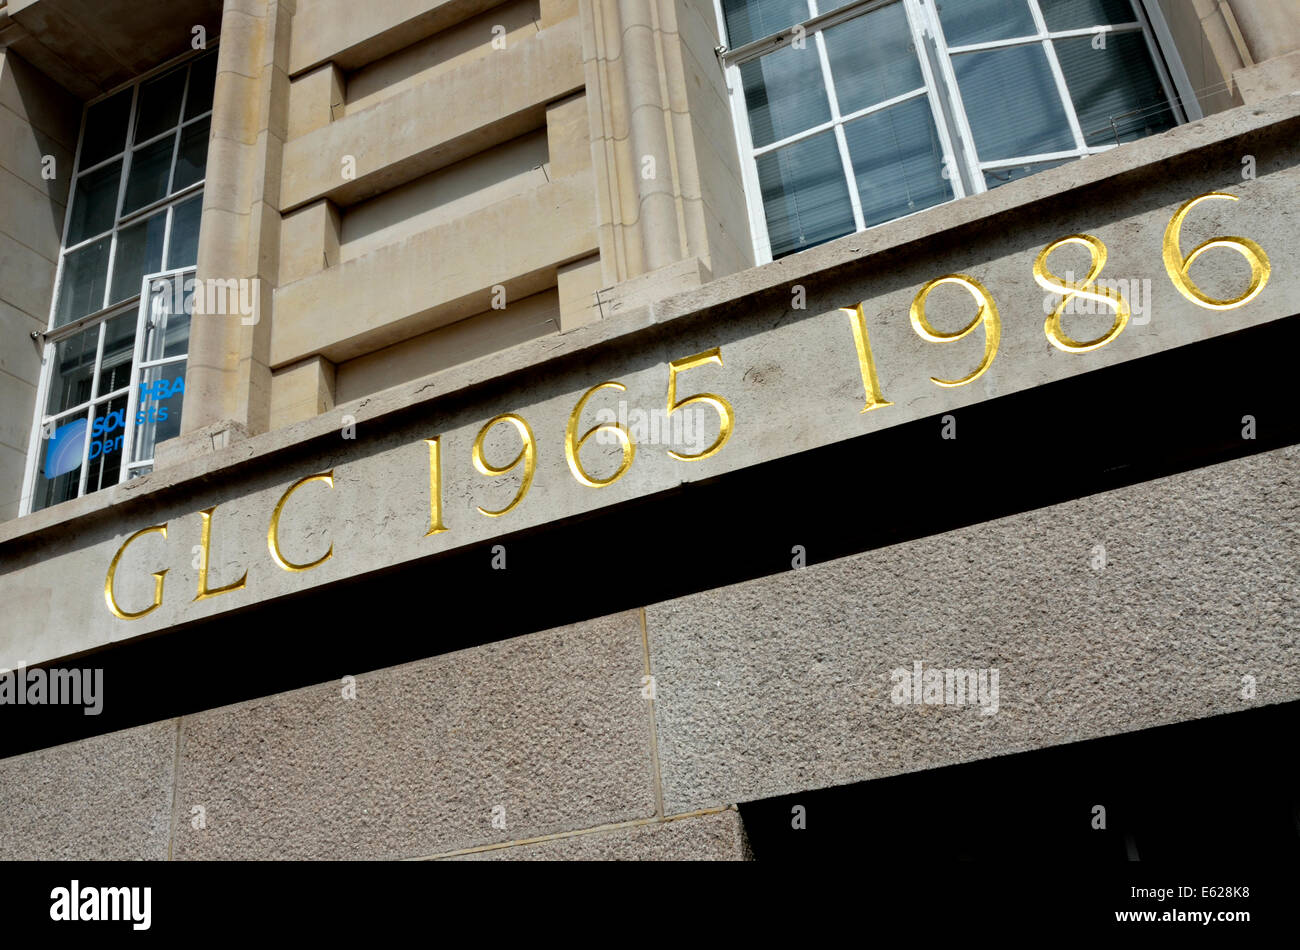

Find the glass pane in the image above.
[
  {"left": 952, "top": 44, "right": 1076, "bottom": 160},
  {"left": 44, "top": 324, "right": 99, "bottom": 415},
  {"left": 937, "top": 0, "right": 1037, "bottom": 46},
  {"left": 133, "top": 66, "right": 187, "bottom": 143},
  {"left": 722, "top": 0, "right": 811, "bottom": 47},
  {"left": 55, "top": 237, "right": 112, "bottom": 326},
  {"left": 86, "top": 394, "right": 129, "bottom": 495},
  {"left": 741, "top": 44, "right": 831, "bottom": 148},
  {"left": 173, "top": 117, "right": 210, "bottom": 191},
  {"left": 132, "top": 361, "right": 187, "bottom": 463},
  {"left": 1039, "top": 0, "right": 1137, "bottom": 31},
  {"left": 79, "top": 90, "right": 132, "bottom": 169},
  {"left": 1055, "top": 33, "right": 1175, "bottom": 146},
  {"left": 167, "top": 194, "right": 203, "bottom": 269},
  {"left": 756, "top": 130, "right": 854, "bottom": 258},
  {"left": 844, "top": 97, "right": 954, "bottom": 227},
  {"left": 123, "top": 136, "right": 176, "bottom": 214},
  {"left": 143, "top": 274, "right": 193, "bottom": 362},
  {"left": 66, "top": 160, "right": 122, "bottom": 245},
  {"left": 36, "top": 412, "right": 88, "bottom": 510},
  {"left": 185, "top": 51, "right": 219, "bottom": 119},
  {"left": 816, "top": 0, "right": 865, "bottom": 13},
  {"left": 97, "top": 310, "right": 137, "bottom": 396},
  {"left": 824, "top": 2, "right": 924, "bottom": 114},
  {"left": 110, "top": 210, "right": 167, "bottom": 304},
  {"left": 983, "top": 157, "right": 1073, "bottom": 189}
]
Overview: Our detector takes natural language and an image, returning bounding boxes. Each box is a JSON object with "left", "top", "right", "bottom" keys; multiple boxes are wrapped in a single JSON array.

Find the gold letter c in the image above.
[{"left": 268, "top": 471, "right": 334, "bottom": 572}]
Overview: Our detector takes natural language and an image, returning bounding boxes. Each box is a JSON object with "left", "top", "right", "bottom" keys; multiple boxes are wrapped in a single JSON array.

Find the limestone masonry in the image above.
[{"left": 0, "top": 0, "right": 1297, "bottom": 860}]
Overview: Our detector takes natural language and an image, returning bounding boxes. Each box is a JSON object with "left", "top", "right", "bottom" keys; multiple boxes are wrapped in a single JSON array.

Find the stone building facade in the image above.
[{"left": 0, "top": 0, "right": 1297, "bottom": 859}]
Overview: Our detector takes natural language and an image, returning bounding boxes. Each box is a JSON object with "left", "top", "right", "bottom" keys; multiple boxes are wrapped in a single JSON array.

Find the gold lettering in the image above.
[
  {"left": 1163, "top": 192, "right": 1270, "bottom": 310},
  {"left": 1034, "top": 233, "right": 1129, "bottom": 353},
  {"left": 104, "top": 524, "right": 168, "bottom": 620},
  {"left": 268, "top": 472, "right": 335, "bottom": 572},
  {"left": 425, "top": 437, "right": 448, "bottom": 536},
  {"left": 473, "top": 414, "right": 537, "bottom": 515},
  {"left": 666, "top": 349, "right": 734, "bottom": 461},
  {"left": 194, "top": 506, "right": 248, "bottom": 600},
  {"left": 909, "top": 275, "right": 1001, "bottom": 386},
  {"left": 565, "top": 383, "right": 634, "bottom": 487},
  {"left": 842, "top": 304, "right": 893, "bottom": 413}
]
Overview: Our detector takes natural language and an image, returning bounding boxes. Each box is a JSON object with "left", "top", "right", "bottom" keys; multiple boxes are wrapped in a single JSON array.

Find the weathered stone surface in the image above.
[
  {"left": 281, "top": 18, "right": 584, "bottom": 210},
  {"left": 273, "top": 170, "right": 596, "bottom": 364},
  {"left": 3, "top": 97, "right": 1299, "bottom": 671},
  {"left": 289, "top": 0, "right": 500, "bottom": 75},
  {"left": 269, "top": 355, "right": 336, "bottom": 427},
  {"left": 646, "top": 444, "right": 1300, "bottom": 813},
  {"left": 172, "top": 610, "right": 657, "bottom": 859},
  {"left": 1237, "top": 50, "right": 1300, "bottom": 105},
  {"left": 444, "top": 808, "right": 751, "bottom": 860},
  {"left": 6, "top": 0, "right": 222, "bottom": 96},
  {"left": 0, "top": 719, "right": 178, "bottom": 860}
]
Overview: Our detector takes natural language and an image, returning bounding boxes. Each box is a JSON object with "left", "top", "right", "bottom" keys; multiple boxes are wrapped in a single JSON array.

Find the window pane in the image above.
[
  {"left": 79, "top": 90, "right": 132, "bottom": 169},
  {"left": 1039, "top": 0, "right": 1137, "bottom": 31},
  {"left": 952, "top": 44, "right": 1076, "bottom": 160},
  {"left": 44, "top": 324, "right": 99, "bottom": 415},
  {"left": 97, "top": 310, "right": 137, "bottom": 396},
  {"left": 937, "top": 0, "right": 1037, "bottom": 46},
  {"left": 741, "top": 44, "right": 831, "bottom": 148},
  {"left": 816, "top": 0, "right": 866, "bottom": 13},
  {"left": 133, "top": 67, "right": 187, "bottom": 143},
  {"left": 143, "top": 274, "right": 193, "bottom": 362},
  {"left": 185, "top": 51, "right": 219, "bottom": 119},
  {"left": 173, "top": 117, "right": 210, "bottom": 191},
  {"left": 123, "top": 137, "right": 176, "bottom": 214},
  {"left": 132, "top": 361, "right": 187, "bottom": 463},
  {"left": 1055, "top": 32, "right": 1175, "bottom": 146},
  {"left": 86, "top": 394, "right": 129, "bottom": 495},
  {"left": 66, "top": 160, "right": 122, "bottom": 245},
  {"left": 823, "top": 2, "right": 923, "bottom": 114},
  {"left": 984, "top": 158, "right": 1073, "bottom": 189},
  {"left": 167, "top": 194, "right": 203, "bottom": 269},
  {"left": 55, "top": 237, "right": 112, "bottom": 326},
  {"left": 756, "top": 130, "right": 854, "bottom": 258},
  {"left": 844, "top": 97, "right": 954, "bottom": 227},
  {"left": 722, "top": 0, "right": 811, "bottom": 47},
  {"left": 36, "top": 413, "right": 88, "bottom": 510},
  {"left": 110, "top": 210, "right": 167, "bottom": 304}
]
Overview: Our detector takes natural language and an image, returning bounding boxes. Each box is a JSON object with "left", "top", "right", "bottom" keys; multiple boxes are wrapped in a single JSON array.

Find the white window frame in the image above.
[
  {"left": 20, "top": 46, "right": 217, "bottom": 516},
  {"left": 123, "top": 267, "right": 197, "bottom": 480},
  {"left": 714, "top": 0, "right": 1195, "bottom": 264},
  {"left": 21, "top": 268, "right": 197, "bottom": 514}
]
